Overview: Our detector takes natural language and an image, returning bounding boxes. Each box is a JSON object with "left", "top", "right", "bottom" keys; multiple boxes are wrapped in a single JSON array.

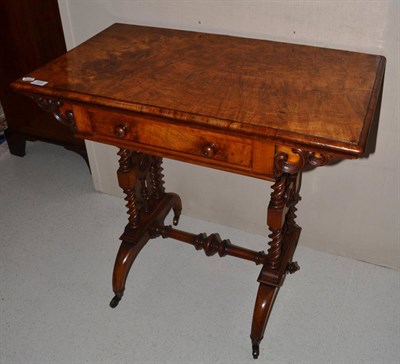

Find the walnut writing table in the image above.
[{"left": 12, "top": 24, "right": 385, "bottom": 359}]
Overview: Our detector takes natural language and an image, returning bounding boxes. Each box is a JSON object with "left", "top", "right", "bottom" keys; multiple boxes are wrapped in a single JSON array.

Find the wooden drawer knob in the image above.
[
  {"left": 113, "top": 124, "right": 128, "bottom": 138},
  {"left": 201, "top": 143, "right": 217, "bottom": 158}
]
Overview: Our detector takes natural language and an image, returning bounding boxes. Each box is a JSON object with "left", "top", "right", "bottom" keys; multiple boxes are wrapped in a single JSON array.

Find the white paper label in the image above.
[{"left": 30, "top": 80, "right": 48, "bottom": 86}]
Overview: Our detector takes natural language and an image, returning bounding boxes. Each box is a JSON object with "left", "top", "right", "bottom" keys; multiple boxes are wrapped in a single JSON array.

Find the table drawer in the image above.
[{"left": 88, "top": 108, "right": 253, "bottom": 169}]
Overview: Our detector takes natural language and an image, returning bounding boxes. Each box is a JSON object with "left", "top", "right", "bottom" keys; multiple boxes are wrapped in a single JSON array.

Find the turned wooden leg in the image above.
[
  {"left": 110, "top": 151, "right": 184, "bottom": 308},
  {"left": 250, "top": 284, "right": 280, "bottom": 359},
  {"left": 250, "top": 172, "right": 301, "bottom": 358},
  {"left": 285, "top": 173, "right": 302, "bottom": 233},
  {"left": 110, "top": 148, "right": 140, "bottom": 307},
  {"left": 118, "top": 149, "right": 140, "bottom": 228},
  {"left": 149, "top": 156, "right": 166, "bottom": 199},
  {"left": 265, "top": 173, "right": 287, "bottom": 269}
]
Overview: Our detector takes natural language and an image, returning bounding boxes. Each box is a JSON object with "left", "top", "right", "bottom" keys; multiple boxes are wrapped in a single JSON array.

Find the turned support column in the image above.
[
  {"left": 150, "top": 156, "right": 166, "bottom": 199},
  {"left": 265, "top": 173, "right": 287, "bottom": 269},
  {"left": 109, "top": 149, "right": 140, "bottom": 308},
  {"left": 251, "top": 147, "right": 331, "bottom": 359},
  {"left": 110, "top": 151, "right": 182, "bottom": 308},
  {"left": 117, "top": 149, "right": 140, "bottom": 229}
]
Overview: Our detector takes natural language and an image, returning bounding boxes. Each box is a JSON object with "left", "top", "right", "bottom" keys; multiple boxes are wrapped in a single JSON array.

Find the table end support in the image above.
[
  {"left": 110, "top": 150, "right": 182, "bottom": 308},
  {"left": 250, "top": 147, "right": 332, "bottom": 358},
  {"left": 250, "top": 153, "right": 303, "bottom": 358}
]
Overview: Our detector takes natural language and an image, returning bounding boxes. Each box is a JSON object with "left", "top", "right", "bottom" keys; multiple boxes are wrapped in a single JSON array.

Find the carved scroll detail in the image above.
[
  {"left": 33, "top": 97, "right": 76, "bottom": 132},
  {"left": 275, "top": 148, "right": 331, "bottom": 175}
]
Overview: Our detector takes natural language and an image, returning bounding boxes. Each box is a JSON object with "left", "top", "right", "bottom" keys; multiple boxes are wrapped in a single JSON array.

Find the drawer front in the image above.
[{"left": 89, "top": 108, "right": 253, "bottom": 169}]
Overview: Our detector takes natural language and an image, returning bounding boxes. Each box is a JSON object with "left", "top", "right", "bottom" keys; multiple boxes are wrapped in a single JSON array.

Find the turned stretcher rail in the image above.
[{"left": 154, "top": 224, "right": 268, "bottom": 265}]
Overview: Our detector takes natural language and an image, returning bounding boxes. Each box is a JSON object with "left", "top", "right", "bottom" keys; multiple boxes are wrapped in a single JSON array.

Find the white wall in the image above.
[{"left": 58, "top": 0, "right": 399, "bottom": 270}]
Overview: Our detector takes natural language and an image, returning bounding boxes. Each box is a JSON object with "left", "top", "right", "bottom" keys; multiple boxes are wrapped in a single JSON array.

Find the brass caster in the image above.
[
  {"left": 109, "top": 295, "right": 122, "bottom": 308},
  {"left": 252, "top": 343, "right": 259, "bottom": 359}
]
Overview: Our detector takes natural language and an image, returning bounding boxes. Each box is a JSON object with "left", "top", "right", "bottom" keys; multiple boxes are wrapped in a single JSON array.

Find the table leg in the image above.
[
  {"left": 110, "top": 238, "right": 150, "bottom": 308},
  {"left": 251, "top": 284, "right": 280, "bottom": 359},
  {"left": 251, "top": 172, "right": 301, "bottom": 358},
  {"left": 110, "top": 150, "right": 182, "bottom": 308},
  {"left": 109, "top": 149, "right": 140, "bottom": 307}
]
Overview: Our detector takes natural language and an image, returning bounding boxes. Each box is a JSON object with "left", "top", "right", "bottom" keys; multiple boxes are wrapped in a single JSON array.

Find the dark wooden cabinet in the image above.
[{"left": 0, "top": 0, "right": 87, "bottom": 163}]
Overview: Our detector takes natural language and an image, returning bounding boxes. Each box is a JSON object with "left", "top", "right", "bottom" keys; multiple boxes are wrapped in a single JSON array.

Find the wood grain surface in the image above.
[{"left": 12, "top": 23, "right": 385, "bottom": 157}]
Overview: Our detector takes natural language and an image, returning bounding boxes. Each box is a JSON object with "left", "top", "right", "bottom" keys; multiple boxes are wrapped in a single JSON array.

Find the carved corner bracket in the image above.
[
  {"left": 274, "top": 147, "right": 332, "bottom": 176},
  {"left": 33, "top": 97, "right": 76, "bottom": 133}
]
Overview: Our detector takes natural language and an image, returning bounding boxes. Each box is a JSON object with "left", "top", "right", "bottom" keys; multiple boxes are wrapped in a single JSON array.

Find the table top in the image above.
[{"left": 12, "top": 23, "right": 385, "bottom": 157}]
